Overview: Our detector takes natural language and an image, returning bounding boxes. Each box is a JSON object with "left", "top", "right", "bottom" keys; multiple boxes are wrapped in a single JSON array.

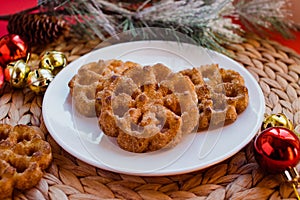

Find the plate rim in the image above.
[{"left": 43, "top": 40, "right": 265, "bottom": 176}]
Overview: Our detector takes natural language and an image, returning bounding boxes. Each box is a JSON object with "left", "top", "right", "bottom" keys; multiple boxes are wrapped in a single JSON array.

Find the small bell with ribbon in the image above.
[
  {"left": 4, "top": 59, "right": 31, "bottom": 88},
  {"left": 27, "top": 68, "right": 54, "bottom": 94},
  {"left": 0, "top": 34, "right": 30, "bottom": 88},
  {"left": 261, "top": 113, "right": 294, "bottom": 131},
  {"left": 0, "top": 34, "right": 67, "bottom": 92},
  {"left": 39, "top": 51, "right": 67, "bottom": 75}
]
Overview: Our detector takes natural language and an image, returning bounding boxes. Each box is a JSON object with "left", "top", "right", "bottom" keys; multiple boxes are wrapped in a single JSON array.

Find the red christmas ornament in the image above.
[
  {"left": 254, "top": 127, "right": 300, "bottom": 174},
  {"left": 0, "top": 67, "right": 4, "bottom": 88},
  {"left": 0, "top": 34, "right": 29, "bottom": 67}
]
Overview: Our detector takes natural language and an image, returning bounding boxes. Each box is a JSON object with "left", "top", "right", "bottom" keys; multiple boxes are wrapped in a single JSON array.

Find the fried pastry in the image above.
[
  {"left": 69, "top": 59, "right": 140, "bottom": 117},
  {"left": 96, "top": 63, "right": 199, "bottom": 153},
  {"left": 0, "top": 124, "right": 52, "bottom": 199},
  {"left": 180, "top": 64, "right": 249, "bottom": 130},
  {"left": 70, "top": 58, "right": 248, "bottom": 153}
]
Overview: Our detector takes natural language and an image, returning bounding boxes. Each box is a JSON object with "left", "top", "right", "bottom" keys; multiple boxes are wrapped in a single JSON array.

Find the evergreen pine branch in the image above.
[
  {"left": 1, "top": 0, "right": 295, "bottom": 54},
  {"left": 234, "top": 0, "right": 295, "bottom": 39},
  {"left": 36, "top": 0, "right": 244, "bottom": 53},
  {"left": 127, "top": 0, "right": 244, "bottom": 52}
]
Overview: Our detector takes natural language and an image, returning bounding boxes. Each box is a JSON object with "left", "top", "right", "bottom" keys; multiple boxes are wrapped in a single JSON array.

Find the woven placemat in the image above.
[{"left": 2, "top": 34, "right": 300, "bottom": 200}]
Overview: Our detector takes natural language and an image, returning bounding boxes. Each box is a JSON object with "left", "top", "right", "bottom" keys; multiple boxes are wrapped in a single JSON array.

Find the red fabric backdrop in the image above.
[
  {"left": 0, "top": 0, "right": 299, "bottom": 54},
  {"left": 270, "top": 31, "right": 300, "bottom": 54},
  {"left": 0, "top": 0, "right": 36, "bottom": 36}
]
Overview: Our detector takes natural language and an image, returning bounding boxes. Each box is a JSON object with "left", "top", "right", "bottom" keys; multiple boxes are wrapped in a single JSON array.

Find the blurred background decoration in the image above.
[{"left": 0, "top": 0, "right": 299, "bottom": 53}]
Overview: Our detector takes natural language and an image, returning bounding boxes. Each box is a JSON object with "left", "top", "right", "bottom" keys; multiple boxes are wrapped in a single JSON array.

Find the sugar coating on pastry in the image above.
[
  {"left": 96, "top": 63, "right": 199, "bottom": 153},
  {"left": 68, "top": 59, "right": 141, "bottom": 117},
  {"left": 69, "top": 58, "right": 249, "bottom": 153},
  {"left": 180, "top": 64, "right": 248, "bottom": 130},
  {"left": 0, "top": 124, "right": 52, "bottom": 199}
]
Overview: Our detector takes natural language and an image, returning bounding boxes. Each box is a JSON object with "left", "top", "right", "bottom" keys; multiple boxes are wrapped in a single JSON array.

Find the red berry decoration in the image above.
[
  {"left": 0, "top": 34, "right": 29, "bottom": 67},
  {"left": 254, "top": 127, "right": 300, "bottom": 174}
]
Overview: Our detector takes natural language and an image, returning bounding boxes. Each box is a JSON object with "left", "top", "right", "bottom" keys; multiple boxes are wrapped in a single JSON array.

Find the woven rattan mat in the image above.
[{"left": 2, "top": 34, "right": 300, "bottom": 200}]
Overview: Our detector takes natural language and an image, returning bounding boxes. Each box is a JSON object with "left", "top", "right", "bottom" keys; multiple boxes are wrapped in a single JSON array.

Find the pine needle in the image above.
[
  {"left": 2, "top": 0, "right": 290, "bottom": 53},
  {"left": 234, "top": 0, "right": 295, "bottom": 39}
]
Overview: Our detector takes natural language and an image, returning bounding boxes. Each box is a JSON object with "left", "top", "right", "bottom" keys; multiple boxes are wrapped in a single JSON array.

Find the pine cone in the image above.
[{"left": 7, "top": 13, "right": 68, "bottom": 45}]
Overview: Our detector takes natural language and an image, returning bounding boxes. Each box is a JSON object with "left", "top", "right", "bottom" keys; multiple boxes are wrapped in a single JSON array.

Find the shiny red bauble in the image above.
[
  {"left": 0, "top": 34, "right": 29, "bottom": 67},
  {"left": 254, "top": 127, "right": 300, "bottom": 174},
  {"left": 0, "top": 67, "right": 3, "bottom": 88}
]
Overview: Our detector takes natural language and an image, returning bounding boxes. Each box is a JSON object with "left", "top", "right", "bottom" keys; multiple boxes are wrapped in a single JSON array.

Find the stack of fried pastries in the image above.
[
  {"left": 0, "top": 124, "right": 52, "bottom": 199},
  {"left": 69, "top": 59, "right": 249, "bottom": 153}
]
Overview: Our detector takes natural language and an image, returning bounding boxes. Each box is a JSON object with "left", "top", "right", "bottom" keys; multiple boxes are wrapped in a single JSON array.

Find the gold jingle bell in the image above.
[
  {"left": 261, "top": 113, "right": 294, "bottom": 131},
  {"left": 27, "top": 69, "right": 54, "bottom": 94},
  {"left": 4, "top": 59, "right": 31, "bottom": 88},
  {"left": 39, "top": 51, "right": 67, "bottom": 75}
]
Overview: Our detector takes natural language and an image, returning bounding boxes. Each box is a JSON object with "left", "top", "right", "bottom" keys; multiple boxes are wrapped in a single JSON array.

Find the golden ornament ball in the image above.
[
  {"left": 27, "top": 68, "right": 54, "bottom": 94},
  {"left": 39, "top": 51, "right": 67, "bottom": 75},
  {"left": 4, "top": 59, "right": 30, "bottom": 88},
  {"left": 261, "top": 113, "right": 294, "bottom": 131}
]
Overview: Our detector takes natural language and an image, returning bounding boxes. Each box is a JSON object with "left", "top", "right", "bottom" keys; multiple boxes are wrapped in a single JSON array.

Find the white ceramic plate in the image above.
[{"left": 43, "top": 40, "right": 265, "bottom": 176}]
